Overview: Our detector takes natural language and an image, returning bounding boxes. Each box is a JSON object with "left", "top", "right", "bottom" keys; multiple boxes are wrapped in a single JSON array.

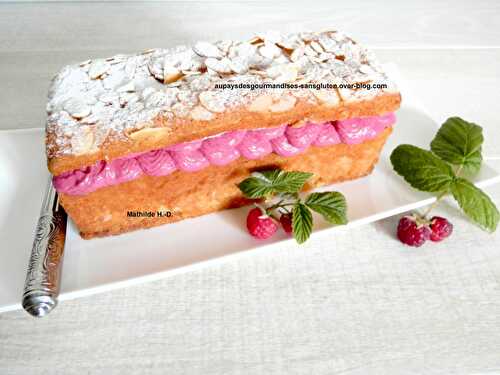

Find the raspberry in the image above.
[
  {"left": 430, "top": 216, "right": 453, "bottom": 242},
  {"left": 246, "top": 207, "right": 278, "bottom": 240},
  {"left": 280, "top": 213, "right": 293, "bottom": 234},
  {"left": 397, "top": 215, "right": 431, "bottom": 247}
]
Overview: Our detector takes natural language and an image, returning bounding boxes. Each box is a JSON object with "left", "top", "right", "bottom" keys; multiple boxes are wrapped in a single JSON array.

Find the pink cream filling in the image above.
[{"left": 53, "top": 112, "right": 396, "bottom": 195}]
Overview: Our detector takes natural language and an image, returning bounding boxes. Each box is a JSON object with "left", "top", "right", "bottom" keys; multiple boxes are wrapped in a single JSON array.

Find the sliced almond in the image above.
[
  {"left": 247, "top": 69, "right": 267, "bottom": 77},
  {"left": 359, "top": 64, "right": 374, "bottom": 75},
  {"left": 258, "top": 43, "right": 282, "bottom": 59},
  {"left": 247, "top": 95, "right": 273, "bottom": 112},
  {"left": 128, "top": 102, "right": 145, "bottom": 114},
  {"left": 310, "top": 41, "right": 324, "bottom": 53},
  {"left": 318, "top": 35, "right": 337, "bottom": 53},
  {"left": 304, "top": 45, "right": 318, "bottom": 57},
  {"left": 180, "top": 55, "right": 202, "bottom": 72},
  {"left": 317, "top": 52, "right": 332, "bottom": 62},
  {"left": 64, "top": 98, "right": 91, "bottom": 119},
  {"left": 229, "top": 57, "right": 249, "bottom": 74},
  {"left": 129, "top": 126, "right": 169, "bottom": 141},
  {"left": 312, "top": 89, "right": 340, "bottom": 107},
  {"left": 116, "top": 81, "right": 135, "bottom": 93},
  {"left": 80, "top": 114, "right": 99, "bottom": 125},
  {"left": 79, "top": 59, "right": 92, "bottom": 67},
  {"left": 141, "top": 87, "right": 156, "bottom": 100},
  {"left": 71, "top": 126, "right": 95, "bottom": 155},
  {"left": 248, "top": 36, "right": 264, "bottom": 45},
  {"left": 258, "top": 31, "right": 282, "bottom": 45},
  {"left": 88, "top": 60, "right": 111, "bottom": 80},
  {"left": 265, "top": 65, "right": 282, "bottom": 79},
  {"left": 216, "top": 40, "right": 233, "bottom": 54},
  {"left": 337, "top": 87, "right": 363, "bottom": 103},
  {"left": 124, "top": 59, "right": 137, "bottom": 79},
  {"left": 102, "top": 69, "right": 126, "bottom": 90},
  {"left": 331, "top": 31, "right": 345, "bottom": 42},
  {"left": 299, "top": 32, "right": 314, "bottom": 42},
  {"left": 233, "top": 42, "right": 257, "bottom": 59},
  {"left": 148, "top": 59, "right": 164, "bottom": 81},
  {"left": 205, "top": 57, "right": 232, "bottom": 74},
  {"left": 171, "top": 103, "right": 190, "bottom": 118},
  {"left": 193, "top": 41, "right": 222, "bottom": 58},
  {"left": 251, "top": 56, "right": 273, "bottom": 70},
  {"left": 145, "top": 91, "right": 169, "bottom": 108},
  {"left": 99, "top": 92, "right": 119, "bottom": 104},
  {"left": 106, "top": 54, "right": 126, "bottom": 62},
  {"left": 267, "top": 64, "right": 298, "bottom": 83},
  {"left": 191, "top": 105, "right": 215, "bottom": 121},
  {"left": 274, "top": 55, "right": 290, "bottom": 65},
  {"left": 163, "top": 65, "right": 183, "bottom": 84},
  {"left": 269, "top": 95, "right": 297, "bottom": 113},
  {"left": 119, "top": 92, "right": 139, "bottom": 107},
  {"left": 290, "top": 47, "right": 305, "bottom": 62},
  {"left": 199, "top": 91, "right": 225, "bottom": 113},
  {"left": 276, "top": 38, "right": 299, "bottom": 52},
  {"left": 277, "top": 66, "right": 298, "bottom": 82}
]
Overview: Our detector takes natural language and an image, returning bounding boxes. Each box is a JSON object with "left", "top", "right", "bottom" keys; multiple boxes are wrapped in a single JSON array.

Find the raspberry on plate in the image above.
[
  {"left": 279, "top": 213, "right": 293, "bottom": 234},
  {"left": 430, "top": 216, "right": 453, "bottom": 242},
  {"left": 397, "top": 215, "right": 431, "bottom": 247},
  {"left": 246, "top": 207, "right": 278, "bottom": 240}
]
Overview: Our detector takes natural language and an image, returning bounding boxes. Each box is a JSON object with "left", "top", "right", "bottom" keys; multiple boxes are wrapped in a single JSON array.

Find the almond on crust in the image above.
[
  {"left": 45, "top": 30, "right": 401, "bottom": 176},
  {"left": 48, "top": 93, "right": 400, "bottom": 175}
]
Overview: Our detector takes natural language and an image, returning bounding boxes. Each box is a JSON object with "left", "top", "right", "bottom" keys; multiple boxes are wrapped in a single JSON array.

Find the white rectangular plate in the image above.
[{"left": 1, "top": 68, "right": 500, "bottom": 313}]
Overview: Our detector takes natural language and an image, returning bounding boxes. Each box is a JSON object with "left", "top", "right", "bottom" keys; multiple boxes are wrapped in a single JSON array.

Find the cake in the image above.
[{"left": 45, "top": 30, "right": 401, "bottom": 238}]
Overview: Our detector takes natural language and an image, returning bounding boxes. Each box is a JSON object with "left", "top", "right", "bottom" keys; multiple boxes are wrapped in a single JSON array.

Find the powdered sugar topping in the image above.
[{"left": 46, "top": 30, "right": 398, "bottom": 158}]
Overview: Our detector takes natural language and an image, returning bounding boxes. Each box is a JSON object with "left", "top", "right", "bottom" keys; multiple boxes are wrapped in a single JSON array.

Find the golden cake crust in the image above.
[
  {"left": 45, "top": 30, "right": 401, "bottom": 176},
  {"left": 59, "top": 127, "right": 392, "bottom": 239},
  {"left": 48, "top": 93, "right": 400, "bottom": 175}
]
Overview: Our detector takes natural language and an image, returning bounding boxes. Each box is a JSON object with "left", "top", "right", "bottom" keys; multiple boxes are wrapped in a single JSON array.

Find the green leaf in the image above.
[
  {"left": 259, "top": 170, "right": 313, "bottom": 193},
  {"left": 450, "top": 178, "right": 499, "bottom": 232},
  {"left": 237, "top": 169, "right": 313, "bottom": 198},
  {"left": 292, "top": 203, "right": 313, "bottom": 244},
  {"left": 430, "top": 117, "right": 483, "bottom": 174},
  {"left": 305, "top": 192, "right": 348, "bottom": 225},
  {"left": 237, "top": 176, "right": 275, "bottom": 199},
  {"left": 390, "top": 144, "right": 456, "bottom": 192}
]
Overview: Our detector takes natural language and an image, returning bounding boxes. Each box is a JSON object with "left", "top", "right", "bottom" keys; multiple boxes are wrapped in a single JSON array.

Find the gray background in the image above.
[{"left": 1, "top": 1, "right": 500, "bottom": 374}]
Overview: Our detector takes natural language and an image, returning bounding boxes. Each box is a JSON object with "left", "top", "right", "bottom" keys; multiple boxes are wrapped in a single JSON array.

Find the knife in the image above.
[{"left": 22, "top": 177, "right": 67, "bottom": 318}]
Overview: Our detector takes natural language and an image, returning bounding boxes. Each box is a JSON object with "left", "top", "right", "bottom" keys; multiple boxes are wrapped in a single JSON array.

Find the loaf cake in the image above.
[{"left": 45, "top": 30, "right": 401, "bottom": 238}]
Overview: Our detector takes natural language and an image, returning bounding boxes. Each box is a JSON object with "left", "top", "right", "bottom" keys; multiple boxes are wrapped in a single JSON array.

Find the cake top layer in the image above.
[{"left": 46, "top": 30, "right": 398, "bottom": 158}]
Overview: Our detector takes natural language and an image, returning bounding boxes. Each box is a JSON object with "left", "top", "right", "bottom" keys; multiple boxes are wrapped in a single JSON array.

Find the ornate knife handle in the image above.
[{"left": 22, "top": 177, "right": 67, "bottom": 318}]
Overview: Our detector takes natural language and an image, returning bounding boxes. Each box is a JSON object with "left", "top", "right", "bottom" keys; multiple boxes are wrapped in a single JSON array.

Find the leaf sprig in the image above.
[
  {"left": 237, "top": 170, "right": 313, "bottom": 199},
  {"left": 237, "top": 170, "right": 348, "bottom": 244},
  {"left": 390, "top": 117, "right": 499, "bottom": 232}
]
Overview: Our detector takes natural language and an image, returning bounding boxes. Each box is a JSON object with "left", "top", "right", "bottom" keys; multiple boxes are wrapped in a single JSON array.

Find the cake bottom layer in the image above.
[{"left": 60, "top": 127, "right": 392, "bottom": 239}]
